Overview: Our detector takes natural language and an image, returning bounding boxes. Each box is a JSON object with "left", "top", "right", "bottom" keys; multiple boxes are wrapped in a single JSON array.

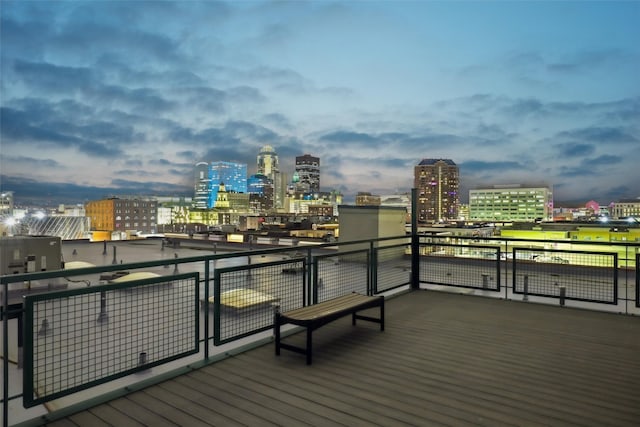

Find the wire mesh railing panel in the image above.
[
  {"left": 375, "top": 244, "right": 412, "bottom": 293},
  {"left": 513, "top": 249, "right": 617, "bottom": 304},
  {"left": 313, "top": 249, "right": 369, "bottom": 302},
  {"left": 419, "top": 243, "right": 501, "bottom": 291},
  {"left": 22, "top": 273, "right": 199, "bottom": 407},
  {"left": 214, "top": 259, "right": 305, "bottom": 345}
]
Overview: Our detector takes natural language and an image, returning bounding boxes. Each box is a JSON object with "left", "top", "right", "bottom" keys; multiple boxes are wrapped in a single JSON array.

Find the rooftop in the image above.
[{"left": 44, "top": 290, "right": 640, "bottom": 426}]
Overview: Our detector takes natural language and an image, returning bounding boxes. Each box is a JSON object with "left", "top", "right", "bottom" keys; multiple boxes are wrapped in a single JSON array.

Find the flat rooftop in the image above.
[{"left": 44, "top": 290, "right": 640, "bottom": 426}]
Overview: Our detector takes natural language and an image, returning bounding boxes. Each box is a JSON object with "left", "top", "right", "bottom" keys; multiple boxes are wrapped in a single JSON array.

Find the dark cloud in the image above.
[
  {"left": 85, "top": 85, "right": 176, "bottom": 113},
  {"left": 13, "top": 60, "right": 95, "bottom": 93},
  {"left": 110, "top": 179, "right": 191, "bottom": 195},
  {"left": 176, "top": 151, "right": 198, "bottom": 160},
  {"left": 460, "top": 160, "right": 527, "bottom": 174},
  {"left": 557, "top": 127, "right": 638, "bottom": 144},
  {"left": 114, "top": 169, "right": 155, "bottom": 177},
  {"left": 547, "top": 49, "right": 632, "bottom": 74},
  {"left": 0, "top": 107, "right": 84, "bottom": 147},
  {"left": 0, "top": 175, "right": 190, "bottom": 205},
  {"left": 227, "top": 86, "right": 267, "bottom": 103},
  {"left": 1, "top": 105, "right": 127, "bottom": 157},
  {"left": 558, "top": 155, "right": 623, "bottom": 178},
  {"left": 320, "top": 131, "right": 379, "bottom": 145},
  {"left": 124, "top": 159, "right": 143, "bottom": 168},
  {"left": 262, "top": 113, "right": 293, "bottom": 130},
  {"left": 3, "top": 156, "right": 60, "bottom": 168},
  {"left": 555, "top": 143, "right": 595, "bottom": 157},
  {"left": 584, "top": 155, "right": 623, "bottom": 166},
  {"left": 501, "top": 98, "right": 546, "bottom": 117}
]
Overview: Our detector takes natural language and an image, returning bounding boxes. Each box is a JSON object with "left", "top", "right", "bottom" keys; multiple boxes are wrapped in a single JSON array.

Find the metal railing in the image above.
[
  {"left": 1, "top": 234, "right": 638, "bottom": 426},
  {"left": 417, "top": 235, "right": 638, "bottom": 312}
]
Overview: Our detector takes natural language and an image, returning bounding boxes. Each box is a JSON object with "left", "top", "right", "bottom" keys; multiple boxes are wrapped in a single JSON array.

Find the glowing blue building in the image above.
[{"left": 209, "top": 162, "right": 247, "bottom": 208}]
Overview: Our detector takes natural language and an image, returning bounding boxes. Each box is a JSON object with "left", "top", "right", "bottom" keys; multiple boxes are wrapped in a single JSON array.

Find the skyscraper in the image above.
[
  {"left": 414, "top": 159, "right": 459, "bottom": 223},
  {"left": 193, "top": 162, "right": 210, "bottom": 209},
  {"left": 209, "top": 162, "right": 247, "bottom": 208},
  {"left": 257, "top": 145, "right": 278, "bottom": 176},
  {"left": 294, "top": 154, "right": 320, "bottom": 193},
  {"left": 257, "top": 145, "right": 284, "bottom": 210}
]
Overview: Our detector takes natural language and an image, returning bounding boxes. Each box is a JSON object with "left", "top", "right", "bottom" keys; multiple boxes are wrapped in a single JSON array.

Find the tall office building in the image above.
[
  {"left": 209, "top": 162, "right": 247, "bottom": 208},
  {"left": 414, "top": 159, "right": 459, "bottom": 223},
  {"left": 257, "top": 145, "right": 284, "bottom": 210},
  {"left": 193, "top": 162, "right": 210, "bottom": 209},
  {"left": 248, "top": 173, "right": 274, "bottom": 213},
  {"left": 469, "top": 184, "right": 553, "bottom": 222},
  {"left": 294, "top": 154, "right": 320, "bottom": 193},
  {"left": 257, "top": 145, "right": 279, "bottom": 176}
]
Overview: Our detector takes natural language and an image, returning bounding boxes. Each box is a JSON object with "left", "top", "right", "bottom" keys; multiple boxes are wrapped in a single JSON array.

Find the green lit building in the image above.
[{"left": 469, "top": 185, "right": 552, "bottom": 222}]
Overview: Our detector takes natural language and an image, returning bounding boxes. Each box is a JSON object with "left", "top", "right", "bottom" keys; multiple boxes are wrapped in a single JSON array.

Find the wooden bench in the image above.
[{"left": 274, "top": 293, "right": 384, "bottom": 365}]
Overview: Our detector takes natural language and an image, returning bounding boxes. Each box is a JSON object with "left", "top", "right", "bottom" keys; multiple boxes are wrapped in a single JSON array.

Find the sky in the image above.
[{"left": 1, "top": 0, "right": 639, "bottom": 206}]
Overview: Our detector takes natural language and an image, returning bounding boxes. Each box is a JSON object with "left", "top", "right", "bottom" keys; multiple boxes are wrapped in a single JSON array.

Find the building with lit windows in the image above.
[
  {"left": 248, "top": 174, "right": 274, "bottom": 213},
  {"left": 257, "top": 145, "right": 286, "bottom": 210},
  {"left": 294, "top": 154, "right": 320, "bottom": 193},
  {"left": 355, "top": 192, "right": 381, "bottom": 206},
  {"left": 193, "top": 162, "right": 210, "bottom": 209},
  {"left": 610, "top": 199, "right": 640, "bottom": 219},
  {"left": 85, "top": 197, "right": 158, "bottom": 239},
  {"left": 209, "top": 162, "right": 247, "bottom": 208},
  {"left": 414, "top": 159, "right": 459, "bottom": 223},
  {"left": 469, "top": 184, "right": 553, "bottom": 222},
  {"left": 1, "top": 191, "right": 14, "bottom": 217}
]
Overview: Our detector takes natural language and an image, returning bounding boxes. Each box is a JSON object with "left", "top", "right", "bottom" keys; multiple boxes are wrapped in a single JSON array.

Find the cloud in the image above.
[
  {"left": 0, "top": 175, "right": 191, "bottom": 204},
  {"left": 2, "top": 156, "right": 60, "bottom": 168},
  {"left": 460, "top": 160, "right": 527, "bottom": 174},
  {"left": 555, "top": 143, "right": 595, "bottom": 157},
  {"left": 0, "top": 105, "right": 126, "bottom": 157},
  {"left": 13, "top": 60, "right": 95, "bottom": 93},
  {"left": 557, "top": 127, "right": 638, "bottom": 144},
  {"left": 558, "top": 155, "right": 623, "bottom": 178},
  {"left": 547, "top": 49, "right": 634, "bottom": 74},
  {"left": 262, "top": 113, "right": 293, "bottom": 130},
  {"left": 319, "top": 131, "right": 379, "bottom": 145}
]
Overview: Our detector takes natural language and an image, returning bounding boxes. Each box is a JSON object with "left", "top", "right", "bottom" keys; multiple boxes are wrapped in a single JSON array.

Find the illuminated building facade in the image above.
[
  {"left": 257, "top": 145, "right": 284, "bottom": 210},
  {"left": 1, "top": 191, "right": 14, "bottom": 217},
  {"left": 469, "top": 185, "right": 553, "bottom": 222},
  {"left": 611, "top": 199, "right": 640, "bottom": 219},
  {"left": 355, "top": 192, "right": 381, "bottom": 206},
  {"left": 294, "top": 154, "right": 320, "bottom": 192},
  {"left": 414, "top": 159, "right": 459, "bottom": 223},
  {"left": 85, "top": 197, "right": 158, "bottom": 236},
  {"left": 248, "top": 174, "right": 274, "bottom": 213},
  {"left": 209, "top": 162, "right": 247, "bottom": 208},
  {"left": 193, "top": 162, "right": 210, "bottom": 209}
]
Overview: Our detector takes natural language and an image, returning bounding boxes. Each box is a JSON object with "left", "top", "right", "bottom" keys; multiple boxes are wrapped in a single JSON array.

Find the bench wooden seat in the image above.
[{"left": 274, "top": 293, "right": 384, "bottom": 365}]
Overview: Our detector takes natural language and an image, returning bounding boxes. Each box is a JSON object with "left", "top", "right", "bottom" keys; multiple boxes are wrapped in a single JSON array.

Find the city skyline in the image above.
[{"left": 1, "top": 1, "right": 639, "bottom": 206}]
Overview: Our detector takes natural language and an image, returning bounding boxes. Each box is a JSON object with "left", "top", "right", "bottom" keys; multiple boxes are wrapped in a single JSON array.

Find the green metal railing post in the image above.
[
  {"left": 306, "top": 247, "right": 313, "bottom": 306},
  {"left": 2, "top": 283, "right": 8, "bottom": 427},
  {"left": 369, "top": 241, "right": 376, "bottom": 295},
  {"left": 411, "top": 188, "right": 419, "bottom": 290},
  {"left": 204, "top": 259, "right": 210, "bottom": 359}
]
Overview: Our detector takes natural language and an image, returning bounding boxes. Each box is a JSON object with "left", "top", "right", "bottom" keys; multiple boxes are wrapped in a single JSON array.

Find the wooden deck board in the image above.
[
  {"left": 87, "top": 404, "right": 145, "bottom": 427},
  {"left": 44, "top": 290, "right": 640, "bottom": 427}
]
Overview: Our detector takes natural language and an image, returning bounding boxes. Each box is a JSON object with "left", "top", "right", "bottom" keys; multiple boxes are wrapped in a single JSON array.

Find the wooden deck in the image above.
[{"left": 47, "top": 290, "right": 640, "bottom": 426}]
